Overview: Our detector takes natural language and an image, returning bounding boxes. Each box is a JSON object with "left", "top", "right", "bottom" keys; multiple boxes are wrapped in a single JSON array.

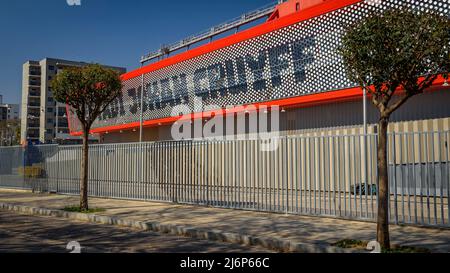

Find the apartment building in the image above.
[
  {"left": 21, "top": 58, "right": 126, "bottom": 144},
  {"left": 0, "top": 95, "right": 19, "bottom": 121},
  {"left": 0, "top": 104, "right": 19, "bottom": 121}
]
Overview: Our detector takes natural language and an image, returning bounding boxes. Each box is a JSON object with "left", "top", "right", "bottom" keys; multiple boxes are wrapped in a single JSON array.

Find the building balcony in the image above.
[
  {"left": 27, "top": 114, "right": 40, "bottom": 120},
  {"left": 27, "top": 124, "right": 40, "bottom": 129}
]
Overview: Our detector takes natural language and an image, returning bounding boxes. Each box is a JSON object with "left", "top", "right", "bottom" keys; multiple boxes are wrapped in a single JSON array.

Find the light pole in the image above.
[{"left": 363, "top": 87, "right": 368, "bottom": 191}]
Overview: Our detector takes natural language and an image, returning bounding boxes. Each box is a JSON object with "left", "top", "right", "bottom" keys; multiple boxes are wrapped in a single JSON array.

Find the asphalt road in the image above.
[{"left": 0, "top": 211, "right": 272, "bottom": 253}]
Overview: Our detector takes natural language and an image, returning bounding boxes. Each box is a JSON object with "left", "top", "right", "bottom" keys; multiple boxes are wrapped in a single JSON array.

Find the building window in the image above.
[
  {"left": 48, "top": 65, "right": 55, "bottom": 71},
  {"left": 47, "top": 107, "right": 53, "bottom": 113}
]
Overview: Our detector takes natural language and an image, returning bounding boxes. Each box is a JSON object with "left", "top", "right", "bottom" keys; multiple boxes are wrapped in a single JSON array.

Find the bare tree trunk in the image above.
[
  {"left": 80, "top": 129, "right": 89, "bottom": 211},
  {"left": 376, "top": 116, "right": 390, "bottom": 249}
]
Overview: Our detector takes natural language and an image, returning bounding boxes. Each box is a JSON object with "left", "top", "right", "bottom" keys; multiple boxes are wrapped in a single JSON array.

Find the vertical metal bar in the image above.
[
  {"left": 438, "top": 131, "right": 444, "bottom": 226},
  {"left": 209, "top": 142, "right": 212, "bottom": 206},
  {"left": 271, "top": 142, "right": 275, "bottom": 212},
  {"left": 238, "top": 140, "right": 242, "bottom": 209},
  {"left": 149, "top": 143, "right": 153, "bottom": 200},
  {"left": 289, "top": 138, "right": 294, "bottom": 214},
  {"left": 313, "top": 137, "right": 317, "bottom": 214},
  {"left": 294, "top": 137, "right": 299, "bottom": 214},
  {"left": 337, "top": 136, "right": 341, "bottom": 217},
  {"left": 344, "top": 135, "right": 350, "bottom": 217},
  {"left": 242, "top": 140, "right": 245, "bottom": 209},
  {"left": 330, "top": 136, "right": 335, "bottom": 216},
  {"left": 158, "top": 142, "right": 162, "bottom": 201},
  {"left": 248, "top": 140, "right": 252, "bottom": 209},
  {"left": 399, "top": 134, "right": 405, "bottom": 223},
  {"left": 159, "top": 143, "right": 163, "bottom": 201},
  {"left": 319, "top": 136, "right": 323, "bottom": 215},
  {"left": 446, "top": 131, "right": 450, "bottom": 226},
  {"left": 235, "top": 140, "right": 239, "bottom": 208},
  {"left": 230, "top": 141, "right": 237, "bottom": 208},
  {"left": 156, "top": 143, "right": 160, "bottom": 200},
  {"left": 367, "top": 134, "right": 373, "bottom": 219},
  {"left": 220, "top": 141, "right": 223, "bottom": 207},
  {"left": 223, "top": 141, "right": 226, "bottom": 207},
  {"left": 352, "top": 135, "right": 358, "bottom": 218},
  {"left": 374, "top": 132, "right": 379, "bottom": 222},
  {"left": 425, "top": 132, "right": 431, "bottom": 225},
  {"left": 256, "top": 140, "right": 260, "bottom": 211},
  {"left": 243, "top": 140, "right": 247, "bottom": 209},
  {"left": 300, "top": 137, "right": 304, "bottom": 214},
  {"left": 183, "top": 141, "right": 186, "bottom": 203},
  {"left": 56, "top": 145, "right": 60, "bottom": 193},
  {"left": 264, "top": 140, "right": 268, "bottom": 211},
  {"left": 327, "top": 136, "right": 332, "bottom": 215},
  {"left": 241, "top": 140, "right": 244, "bottom": 209},
  {"left": 206, "top": 141, "right": 209, "bottom": 206},
  {"left": 286, "top": 137, "right": 290, "bottom": 214},
  {"left": 252, "top": 139, "right": 255, "bottom": 210},
  {"left": 431, "top": 132, "right": 437, "bottom": 225},
  {"left": 412, "top": 132, "right": 418, "bottom": 224},
  {"left": 253, "top": 139, "right": 256, "bottom": 210},
  {"left": 392, "top": 133, "right": 399, "bottom": 225},
  {"left": 418, "top": 132, "right": 424, "bottom": 224},
  {"left": 167, "top": 141, "right": 170, "bottom": 202},
  {"left": 405, "top": 132, "right": 412, "bottom": 223},
  {"left": 308, "top": 137, "right": 312, "bottom": 214},
  {"left": 360, "top": 135, "right": 365, "bottom": 218},
  {"left": 199, "top": 141, "right": 203, "bottom": 204}
]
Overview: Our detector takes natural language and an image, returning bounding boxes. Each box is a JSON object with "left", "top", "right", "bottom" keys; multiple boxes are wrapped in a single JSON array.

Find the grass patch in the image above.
[
  {"left": 62, "top": 206, "right": 106, "bottom": 214},
  {"left": 332, "top": 239, "right": 430, "bottom": 253},
  {"left": 332, "top": 239, "right": 368, "bottom": 250}
]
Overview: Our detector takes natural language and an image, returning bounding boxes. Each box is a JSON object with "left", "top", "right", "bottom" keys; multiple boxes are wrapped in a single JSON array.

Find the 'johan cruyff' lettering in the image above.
[{"left": 99, "top": 36, "right": 315, "bottom": 121}]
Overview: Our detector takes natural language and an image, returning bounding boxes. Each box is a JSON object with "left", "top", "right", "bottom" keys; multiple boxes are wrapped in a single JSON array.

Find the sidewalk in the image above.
[{"left": 0, "top": 189, "right": 449, "bottom": 253}]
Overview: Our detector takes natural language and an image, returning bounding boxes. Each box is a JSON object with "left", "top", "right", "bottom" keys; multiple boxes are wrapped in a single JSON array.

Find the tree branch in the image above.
[{"left": 385, "top": 93, "right": 412, "bottom": 117}]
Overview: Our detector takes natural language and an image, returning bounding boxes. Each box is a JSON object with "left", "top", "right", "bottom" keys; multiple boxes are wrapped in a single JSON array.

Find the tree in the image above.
[
  {"left": 0, "top": 120, "right": 20, "bottom": 146},
  {"left": 340, "top": 6, "right": 449, "bottom": 249},
  {"left": 51, "top": 64, "right": 122, "bottom": 210}
]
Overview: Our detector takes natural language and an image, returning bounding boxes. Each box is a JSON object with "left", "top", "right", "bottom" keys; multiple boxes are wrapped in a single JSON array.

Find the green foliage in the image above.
[
  {"left": 332, "top": 239, "right": 367, "bottom": 249},
  {"left": 332, "top": 239, "right": 430, "bottom": 253},
  {"left": 0, "top": 119, "right": 20, "bottom": 146},
  {"left": 340, "top": 6, "right": 450, "bottom": 117},
  {"left": 51, "top": 64, "right": 122, "bottom": 131},
  {"left": 63, "top": 206, "right": 106, "bottom": 214}
]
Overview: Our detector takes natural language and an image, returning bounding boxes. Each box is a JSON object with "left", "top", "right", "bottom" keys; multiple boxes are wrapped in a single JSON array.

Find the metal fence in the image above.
[{"left": 0, "top": 131, "right": 449, "bottom": 227}]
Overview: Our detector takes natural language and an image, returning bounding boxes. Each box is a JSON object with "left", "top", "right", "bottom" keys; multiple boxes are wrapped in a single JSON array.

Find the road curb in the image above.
[{"left": 0, "top": 202, "right": 357, "bottom": 253}]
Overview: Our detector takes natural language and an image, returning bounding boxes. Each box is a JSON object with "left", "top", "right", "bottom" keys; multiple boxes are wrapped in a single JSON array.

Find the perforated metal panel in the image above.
[{"left": 68, "top": 0, "right": 449, "bottom": 132}]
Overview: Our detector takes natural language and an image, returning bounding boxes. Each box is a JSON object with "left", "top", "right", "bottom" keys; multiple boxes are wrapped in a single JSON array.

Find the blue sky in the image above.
[{"left": 0, "top": 0, "right": 272, "bottom": 104}]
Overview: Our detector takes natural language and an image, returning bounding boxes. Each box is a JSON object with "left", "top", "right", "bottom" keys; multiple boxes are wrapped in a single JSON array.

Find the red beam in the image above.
[{"left": 70, "top": 75, "right": 448, "bottom": 136}]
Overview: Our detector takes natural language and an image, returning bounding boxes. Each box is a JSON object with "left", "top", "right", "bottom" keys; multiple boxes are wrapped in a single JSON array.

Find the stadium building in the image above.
[{"left": 68, "top": 0, "right": 450, "bottom": 143}]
